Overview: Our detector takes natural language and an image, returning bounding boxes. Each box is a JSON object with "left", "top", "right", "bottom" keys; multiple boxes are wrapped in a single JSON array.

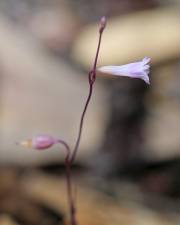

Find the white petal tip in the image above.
[
  {"left": 143, "top": 77, "right": 150, "bottom": 85},
  {"left": 143, "top": 57, "right": 151, "bottom": 64}
]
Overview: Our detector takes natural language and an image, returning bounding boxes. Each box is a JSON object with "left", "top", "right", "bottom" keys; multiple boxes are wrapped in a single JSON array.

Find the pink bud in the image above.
[
  {"left": 99, "top": 16, "right": 107, "bottom": 32},
  {"left": 18, "top": 134, "right": 56, "bottom": 150}
]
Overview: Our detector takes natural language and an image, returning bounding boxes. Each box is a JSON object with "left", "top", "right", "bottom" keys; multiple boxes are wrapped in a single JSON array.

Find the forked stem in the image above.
[
  {"left": 60, "top": 17, "right": 106, "bottom": 225},
  {"left": 57, "top": 140, "right": 77, "bottom": 225}
]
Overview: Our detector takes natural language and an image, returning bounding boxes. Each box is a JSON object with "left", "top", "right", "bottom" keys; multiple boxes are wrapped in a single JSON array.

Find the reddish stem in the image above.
[
  {"left": 70, "top": 25, "right": 105, "bottom": 164},
  {"left": 65, "top": 156, "right": 77, "bottom": 225},
  {"left": 70, "top": 78, "right": 93, "bottom": 164},
  {"left": 57, "top": 140, "right": 77, "bottom": 225},
  {"left": 59, "top": 17, "right": 106, "bottom": 225}
]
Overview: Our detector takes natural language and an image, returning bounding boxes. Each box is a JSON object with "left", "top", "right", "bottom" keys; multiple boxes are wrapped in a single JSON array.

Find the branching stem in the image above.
[{"left": 59, "top": 17, "right": 106, "bottom": 225}]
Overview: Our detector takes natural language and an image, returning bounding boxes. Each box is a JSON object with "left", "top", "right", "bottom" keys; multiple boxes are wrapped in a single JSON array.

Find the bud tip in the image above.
[{"left": 99, "top": 16, "right": 107, "bottom": 32}]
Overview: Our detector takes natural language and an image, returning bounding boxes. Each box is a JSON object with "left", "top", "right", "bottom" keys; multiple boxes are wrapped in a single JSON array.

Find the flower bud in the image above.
[
  {"left": 99, "top": 16, "right": 107, "bottom": 33},
  {"left": 17, "top": 134, "right": 56, "bottom": 150}
]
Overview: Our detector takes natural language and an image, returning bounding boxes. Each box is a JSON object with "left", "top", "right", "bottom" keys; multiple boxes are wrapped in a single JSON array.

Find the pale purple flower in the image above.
[
  {"left": 17, "top": 134, "right": 57, "bottom": 150},
  {"left": 98, "top": 57, "right": 151, "bottom": 84}
]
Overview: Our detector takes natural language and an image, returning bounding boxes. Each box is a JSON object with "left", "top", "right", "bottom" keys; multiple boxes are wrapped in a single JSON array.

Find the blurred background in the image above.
[{"left": 1, "top": 0, "right": 180, "bottom": 224}]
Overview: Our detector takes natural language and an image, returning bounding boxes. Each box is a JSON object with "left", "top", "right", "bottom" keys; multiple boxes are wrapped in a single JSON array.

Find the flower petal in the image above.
[
  {"left": 98, "top": 57, "right": 151, "bottom": 84},
  {"left": 143, "top": 57, "right": 151, "bottom": 64}
]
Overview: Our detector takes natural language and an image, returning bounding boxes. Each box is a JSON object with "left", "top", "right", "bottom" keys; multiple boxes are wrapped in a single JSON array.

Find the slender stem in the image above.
[
  {"left": 57, "top": 139, "right": 70, "bottom": 154},
  {"left": 57, "top": 18, "right": 106, "bottom": 225},
  {"left": 65, "top": 156, "right": 77, "bottom": 225},
  {"left": 70, "top": 30, "right": 104, "bottom": 164},
  {"left": 70, "top": 80, "right": 93, "bottom": 164},
  {"left": 92, "top": 31, "right": 102, "bottom": 78},
  {"left": 57, "top": 140, "right": 77, "bottom": 225}
]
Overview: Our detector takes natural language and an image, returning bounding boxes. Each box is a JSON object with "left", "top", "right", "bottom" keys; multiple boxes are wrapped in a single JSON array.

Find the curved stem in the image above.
[
  {"left": 70, "top": 30, "right": 104, "bottom": 164},
  {"left": 57, "top": 139, "right": 70, "bottom": 156},
  {"left": 56, "top": 18, "right": 106, "bottom": 225},
  {"left": 70, "top": 80, "right": 93, "bottom": 164}
]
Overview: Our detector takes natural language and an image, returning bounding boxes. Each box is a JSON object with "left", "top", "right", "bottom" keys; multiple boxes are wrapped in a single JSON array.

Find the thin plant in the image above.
[{"left": 18, "top": 16, "right": 150, "bottom": 225}]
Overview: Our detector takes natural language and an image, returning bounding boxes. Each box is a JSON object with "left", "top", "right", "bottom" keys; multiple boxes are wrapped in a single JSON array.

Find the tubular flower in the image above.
[
  {"left": 98, "top": 57, "right": 151, "bottom": 84},
  {"left": 17, "top": 134, "right": 56, "bottom": 150}
]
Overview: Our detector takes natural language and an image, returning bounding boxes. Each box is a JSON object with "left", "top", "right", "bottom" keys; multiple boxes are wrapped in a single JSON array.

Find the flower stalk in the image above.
[{"left": 70, "top": 16, "right": 107, "bottom": 164}]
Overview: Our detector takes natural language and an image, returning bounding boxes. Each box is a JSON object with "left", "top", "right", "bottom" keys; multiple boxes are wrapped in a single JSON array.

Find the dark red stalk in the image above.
[
  {"left": 65, "top": 156, "right": 77, "bottom": 225},
  {"left": 70, "top": 17, "right": 106, "bottom": 164},
  {"left": 61, "top": 17, "right": 106, "bottom": 225},
  {"left": 57, "top": 140, "right": 77, "bottom": 225}
]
